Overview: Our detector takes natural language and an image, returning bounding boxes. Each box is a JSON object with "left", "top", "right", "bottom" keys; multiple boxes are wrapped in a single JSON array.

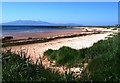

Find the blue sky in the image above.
[{"left": 2, "top": 2, "right": 118, "bottom": 26}]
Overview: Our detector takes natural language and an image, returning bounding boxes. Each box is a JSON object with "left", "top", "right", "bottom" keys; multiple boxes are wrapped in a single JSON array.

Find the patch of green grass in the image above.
[
  {"left": 2, "top": 49, "right": 77, "bottom": 82},
  {"left": 45, "top": 46, "right": 80, "bottom": 67},
  {"left": 80, "top": 33, "right": 120, "bottom": 81},
  {"left": 45, "top": 33, "right": 120, "bottom": 81}
]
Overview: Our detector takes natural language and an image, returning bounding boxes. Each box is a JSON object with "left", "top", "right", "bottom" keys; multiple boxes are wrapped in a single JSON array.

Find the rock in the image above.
[
  {"left": 28, "top": 37, "right": 32, "bottom": 39},
  {"left": 2, "top": 36, "right": 13, "bottom": 42},
  {"left": 3, "top": 36, "right": 13, "bottom": 40}
]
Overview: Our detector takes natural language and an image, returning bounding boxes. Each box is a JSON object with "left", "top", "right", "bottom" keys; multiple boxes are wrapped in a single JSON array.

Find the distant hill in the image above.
[
  {"left": 2, "top": 20, "right": 53, "bottom": 26},
  {"left": 2, "top": 20, "right": 83, "bottom": 26}
]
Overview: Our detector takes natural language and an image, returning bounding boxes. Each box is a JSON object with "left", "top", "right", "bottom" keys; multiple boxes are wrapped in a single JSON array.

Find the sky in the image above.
[
  {"left": 1, "top": 0, "right": 120, "bottom": 2},
  {"left": 2, "top": 2, "right": 118, "bottom": 26}
]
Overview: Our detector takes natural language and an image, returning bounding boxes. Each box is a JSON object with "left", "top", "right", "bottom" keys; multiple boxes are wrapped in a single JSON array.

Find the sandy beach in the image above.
[
  {"left": 2, "top": 28, "right": 114, "bottom": 57},
  {"left": 2, "top": 27, "right": 117, "bottom": 75},
  {"left": 8, "top": 32, "right": 112, "bottom": 58}
]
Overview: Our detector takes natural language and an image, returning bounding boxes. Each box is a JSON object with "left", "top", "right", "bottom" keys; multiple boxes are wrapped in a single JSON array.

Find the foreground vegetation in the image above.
[
  {"left": 45, "top": 33, "right": 120, "bottom": 81},
  {"left": 2, "top": 33, "right": 120, "bottom": 82},
  {"left": 2, "top": 50, "right": 77, "bottom": 82}
]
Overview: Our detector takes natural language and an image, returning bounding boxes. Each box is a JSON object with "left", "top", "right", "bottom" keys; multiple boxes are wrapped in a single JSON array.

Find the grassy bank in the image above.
[
  {"left": 2, "top": 50, "right": 77, "bottom": 82},
  {"left": 45, "top": 33, "right": 120, "bottom": 81}
]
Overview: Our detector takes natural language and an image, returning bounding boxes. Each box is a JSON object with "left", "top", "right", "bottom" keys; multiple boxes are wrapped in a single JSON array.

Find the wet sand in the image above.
[{"left": 2, "top": 27, "right": 112, "bottom": 44}]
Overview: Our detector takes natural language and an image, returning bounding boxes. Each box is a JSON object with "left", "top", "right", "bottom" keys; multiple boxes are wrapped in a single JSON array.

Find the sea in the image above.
[{"left": 2, "top": 26, "right": 73, "bottom": 36}]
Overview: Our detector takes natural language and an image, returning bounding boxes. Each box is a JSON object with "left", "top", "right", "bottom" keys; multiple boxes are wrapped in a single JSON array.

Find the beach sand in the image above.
[
  {"left": 2, "top": 27, "right": 116, "bottom": 75},
  {"left": 7, "top": 32, "right": 112, "bottom": 59}
]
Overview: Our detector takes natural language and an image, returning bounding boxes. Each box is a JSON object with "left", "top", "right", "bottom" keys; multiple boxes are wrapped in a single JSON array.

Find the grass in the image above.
[
  {"left": 45, "top": 33, "right": 120, "bottom": 81},
  {"left": 45, "top": 46, "right": 80, "bottom": 67},
  {"left": 2, "top": 49, "right": 77, "bottom": 82},
  {"left": 81, "top": 48, "right": 120, "bottom": 81}
]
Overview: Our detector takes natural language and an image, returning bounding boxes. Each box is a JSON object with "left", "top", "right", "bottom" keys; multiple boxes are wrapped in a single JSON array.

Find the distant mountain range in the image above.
[{"left": 2, "top": 20, "right": 82, "bottom": 26}]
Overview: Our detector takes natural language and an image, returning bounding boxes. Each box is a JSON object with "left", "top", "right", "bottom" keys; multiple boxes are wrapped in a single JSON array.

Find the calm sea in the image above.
[{"left": 2, "top": 26, "right": 73, "bottom": 36}]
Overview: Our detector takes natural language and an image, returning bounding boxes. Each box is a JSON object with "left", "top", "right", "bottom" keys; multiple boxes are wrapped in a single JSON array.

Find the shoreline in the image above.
[
  {"left": 2, "top": 27, "right": 74, "bottom": 37},
  {"left": 2, "top": 28, "right": 114, "bottom": 47}
]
